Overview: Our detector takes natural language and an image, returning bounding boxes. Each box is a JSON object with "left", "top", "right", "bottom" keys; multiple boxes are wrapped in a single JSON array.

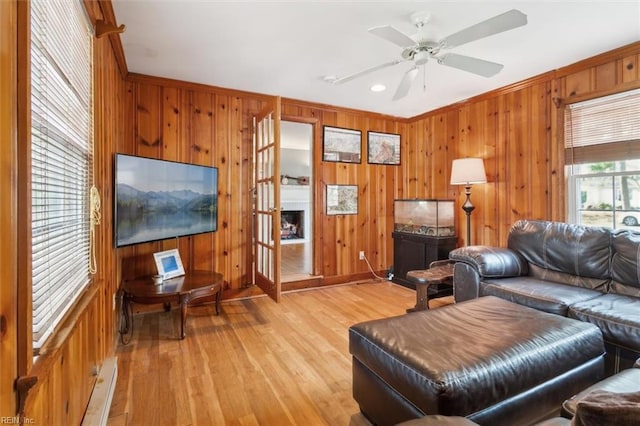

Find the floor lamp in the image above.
[{"left": 450, "top": 158, "right": 487, "bottom": 246}]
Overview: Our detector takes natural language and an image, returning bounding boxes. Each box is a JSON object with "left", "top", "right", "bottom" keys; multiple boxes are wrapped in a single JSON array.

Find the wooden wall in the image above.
[
  {"left": 122, "top": 42, "right": 640, "bottom": 292},
  {"left": 13, "top": 0, "right": 128, "bottom": 422},
  {"left": 116, "top": 76, "right": 268, "bottom": 293},
  {"left": 1, "top": 0, "right": 18, "bottom": 416},
  {"left": 406, "top": 42, "right": 640, "bottom": 247},
  {"left": 118, "top": 80, "right": 407, "bottom": 293}
]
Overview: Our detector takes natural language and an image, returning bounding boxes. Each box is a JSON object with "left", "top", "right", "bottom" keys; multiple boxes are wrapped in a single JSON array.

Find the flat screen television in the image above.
[{"left": 114, "top": 154, "right": 218, "bottom": 247}]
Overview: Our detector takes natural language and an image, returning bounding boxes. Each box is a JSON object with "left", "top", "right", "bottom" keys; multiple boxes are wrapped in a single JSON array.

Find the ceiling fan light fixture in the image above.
[
  {"left": 370, "top": 84, "right": 386, "bottom": 92},
  {"left": 414, "top": 50, "right": 430, "bottom": 66}
]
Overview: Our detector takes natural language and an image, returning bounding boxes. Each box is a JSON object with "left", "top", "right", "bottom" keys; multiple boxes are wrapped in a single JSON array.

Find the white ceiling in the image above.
[{"left": 112, "top": 1, "right": 640, "bottom": 119}]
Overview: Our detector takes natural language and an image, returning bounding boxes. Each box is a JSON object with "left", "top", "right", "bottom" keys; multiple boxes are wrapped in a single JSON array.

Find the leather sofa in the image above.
[{"left": 449, "top": 219, "right": 640, "bottom": 373}]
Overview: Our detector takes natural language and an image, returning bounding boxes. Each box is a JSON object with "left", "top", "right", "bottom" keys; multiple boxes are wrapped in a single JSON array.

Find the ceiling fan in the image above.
[{"left": 329, "top": 9, "right": 527, "bottom": 101}]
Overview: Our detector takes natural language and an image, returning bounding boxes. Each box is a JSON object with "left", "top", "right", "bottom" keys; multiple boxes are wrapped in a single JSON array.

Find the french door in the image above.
[{"left": 252, "top": 98, "right": 281, "bottom": 302}]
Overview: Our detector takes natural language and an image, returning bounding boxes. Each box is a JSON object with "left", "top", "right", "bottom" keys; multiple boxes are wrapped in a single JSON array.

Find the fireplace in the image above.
[{"left": 281, "top": 210, "right": 304, "bottom": 240}]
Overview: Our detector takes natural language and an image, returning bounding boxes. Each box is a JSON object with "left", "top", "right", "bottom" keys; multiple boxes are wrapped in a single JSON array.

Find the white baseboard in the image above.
[{"left": 82, "top": 357, "right": 118, "bottom": 426}]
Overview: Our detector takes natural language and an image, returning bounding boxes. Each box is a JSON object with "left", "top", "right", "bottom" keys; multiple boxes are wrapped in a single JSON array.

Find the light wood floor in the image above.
[
  {"left": 108, "top": 281, "right": 453, "bottom": 426},
  {"left": 281, "top": 241, "right": 312, "bottom": 280}
]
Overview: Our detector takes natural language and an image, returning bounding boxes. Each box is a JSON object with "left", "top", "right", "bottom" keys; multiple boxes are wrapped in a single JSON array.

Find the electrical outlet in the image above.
[{"left": 359, "top": 251, "right": 365, "bottom": 260}]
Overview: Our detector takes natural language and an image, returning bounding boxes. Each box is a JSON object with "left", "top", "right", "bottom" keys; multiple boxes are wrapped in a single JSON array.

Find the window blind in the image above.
[
  {"left": 564, "top": 89, "right": 640, "bottom": 164},
  {"left": 31, "top": 0, "right": 93, "bottom": 350}
]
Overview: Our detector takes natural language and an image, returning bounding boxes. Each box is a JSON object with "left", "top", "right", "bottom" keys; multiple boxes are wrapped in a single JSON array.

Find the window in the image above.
[
  {"left": 30, "top": 0, "right": 93, "bottom": 351},
  {"left": 565, "top": 89, "right": 640, "bottom": 229}
]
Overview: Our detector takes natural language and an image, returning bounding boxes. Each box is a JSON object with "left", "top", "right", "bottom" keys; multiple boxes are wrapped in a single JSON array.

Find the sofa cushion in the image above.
[
  {"left": 561, "top": 367, "right": 640, "bottom": 417},
  {"left": 610, "top": 230, "right": 640, "bottom": 297},
  {"left": 508, "top": 220, "right": 612, "bottom": 284},
  {"left": 481, "top": 277, "right": 603, "bottom": 316},
  {"left": 571, "top": 390, "right": 640, "bottom": 426},
  {"left": 528, "top": 264, "right": 609, "bottom": 292},
  {"left": 568, "top": 293, "right": 640, "bottom": 352}
]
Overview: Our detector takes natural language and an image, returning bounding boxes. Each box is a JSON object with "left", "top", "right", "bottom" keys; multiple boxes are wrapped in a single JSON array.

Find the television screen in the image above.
[{"left": 114, "top": 154, "right": 218, "bottom": 247}]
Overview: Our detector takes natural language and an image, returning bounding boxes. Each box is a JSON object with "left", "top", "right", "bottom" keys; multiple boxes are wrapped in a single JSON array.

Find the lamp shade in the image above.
[{"left": 450, "top": 158, "right": 487, "bottom": 185}]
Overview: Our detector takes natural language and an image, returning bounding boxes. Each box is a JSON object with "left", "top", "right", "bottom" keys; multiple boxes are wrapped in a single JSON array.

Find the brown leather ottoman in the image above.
[{"left": 348, "top": 296, "right": 605, "bottom": 426}]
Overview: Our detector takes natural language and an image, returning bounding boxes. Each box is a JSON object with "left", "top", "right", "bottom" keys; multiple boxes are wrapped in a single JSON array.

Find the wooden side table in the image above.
[
  {"left": 121, "top": 270, "right": 223, "bottom": 342},
  {"left": 406, "top": 262, "right": 454, "bottom": 312}
]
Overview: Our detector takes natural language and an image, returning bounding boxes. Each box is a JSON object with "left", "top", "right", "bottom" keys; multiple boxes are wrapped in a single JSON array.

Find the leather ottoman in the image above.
[{"left": 348, "top": 296, "right": 605, "bottom": 426}]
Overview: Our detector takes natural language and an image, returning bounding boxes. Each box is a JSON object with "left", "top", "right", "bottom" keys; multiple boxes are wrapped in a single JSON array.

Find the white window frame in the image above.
[
  {"left": 565, "top": 89, "right": 640, "bottom": 228},
  {"left": 30, "top": 0, "right": 94, "bottom": 352}
]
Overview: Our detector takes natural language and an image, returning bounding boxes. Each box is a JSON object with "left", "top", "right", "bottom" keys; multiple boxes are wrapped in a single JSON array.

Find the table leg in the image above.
[
  {"left": 414, "top": 283, "right": 430, "bottom": 311},
  {"left": 180, "top": 296, "right": 187, "bottom": 339},
  {"left": 215, "top": 288, "right": 221, "bottom": 316},
  {"left": 120, "top": 294, "right": 133, "bottom": 344}
]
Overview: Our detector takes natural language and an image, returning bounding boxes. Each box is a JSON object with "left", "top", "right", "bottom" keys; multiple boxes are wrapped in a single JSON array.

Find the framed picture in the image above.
[
  {"left": 323, "top": 126, "right": 361, "bottom": 163},
  {"left": 153, "top": 249, "right": 185, "bottom": 280},
  {"left": 326, "top": 184, "right": 358, "bottom": 215},
  {"left": 367, "top": 131, "right": 401, "bottom": 165}
]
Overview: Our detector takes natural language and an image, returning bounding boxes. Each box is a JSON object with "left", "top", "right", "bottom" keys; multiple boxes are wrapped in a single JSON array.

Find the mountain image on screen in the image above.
[
  {"left": 114, "top": 154, "right": 218, "bottom": 247},
  {"left": 116, "top": 185, "right": 217, "bottom": 245}
]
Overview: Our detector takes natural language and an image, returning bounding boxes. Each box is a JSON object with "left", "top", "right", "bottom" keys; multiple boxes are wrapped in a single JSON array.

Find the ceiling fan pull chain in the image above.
[{"left": 423, "top": 65, "right": 427, "bottom": 92}]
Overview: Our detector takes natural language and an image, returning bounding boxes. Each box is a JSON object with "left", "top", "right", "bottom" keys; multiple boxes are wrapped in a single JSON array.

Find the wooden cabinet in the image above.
[{"left": 391, "top": 232, "right": 457, "bottom": 289}]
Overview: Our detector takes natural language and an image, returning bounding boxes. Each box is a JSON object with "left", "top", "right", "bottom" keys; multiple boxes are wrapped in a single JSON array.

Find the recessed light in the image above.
[{"left": 370, "top": 84, "right": 386, "bottom": 92}]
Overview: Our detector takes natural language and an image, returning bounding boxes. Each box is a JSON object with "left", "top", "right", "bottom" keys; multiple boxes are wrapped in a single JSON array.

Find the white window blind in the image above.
[
  {"left": 31, "top": 0, "right": 93, "bottom": 350},
  {"left": 565, "top": 89, "right": 640, "bottom": 164}
]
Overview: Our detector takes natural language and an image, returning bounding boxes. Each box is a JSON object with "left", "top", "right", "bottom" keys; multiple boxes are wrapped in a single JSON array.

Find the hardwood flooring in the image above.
[
  {"left": 281, "top": 241, "right": 312, "bottom": 280},
  {"left": 108, "top": 281, "right": 453, "bottom": 426}
]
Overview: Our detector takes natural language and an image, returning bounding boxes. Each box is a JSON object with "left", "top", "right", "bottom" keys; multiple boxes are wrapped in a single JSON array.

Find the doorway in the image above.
[{"left": 280, "top": 120, "right": 313, "bottom": 281}]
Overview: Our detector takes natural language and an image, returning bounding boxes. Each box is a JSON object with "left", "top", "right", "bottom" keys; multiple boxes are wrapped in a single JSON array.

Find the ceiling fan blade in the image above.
[
  {"left": 392, "top": 67, "right": 419, "bottom": 101},
  {"left": 441, "top": 9, "right": 527, "bottom": 48},
  {"left": 331, "top": 60, "right": 403, "bottom": 84},
  {"left": 438, "top": 53, "right": 504, "bottom": 77},
  {"left": 369, "top": 25, "right": 416, "bottom": 48}
]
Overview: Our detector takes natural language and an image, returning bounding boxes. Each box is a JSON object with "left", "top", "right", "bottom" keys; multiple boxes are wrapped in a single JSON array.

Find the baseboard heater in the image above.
[{"left": 82, "top": 357, "right": 118, "bottom": 426}]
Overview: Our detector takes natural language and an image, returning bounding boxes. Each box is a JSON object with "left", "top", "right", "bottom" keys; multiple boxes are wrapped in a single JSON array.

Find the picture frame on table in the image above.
[
  {"left": 326, "top": 184, "right": 358, "bottom": 215},
  {"left": 367, "top": 131, "right": 401, "bottom": 165},
  {"left": 323, "top": 126, "right": 362, "bottom": 163},
  {"left": 153, "top": 248, "right": 185, "bottom": 280}
]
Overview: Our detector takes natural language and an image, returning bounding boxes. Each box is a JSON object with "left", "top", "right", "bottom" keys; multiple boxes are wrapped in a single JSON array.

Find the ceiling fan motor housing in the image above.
[{"left": 402, "top": 41, "right": 440, "bottom": 65}]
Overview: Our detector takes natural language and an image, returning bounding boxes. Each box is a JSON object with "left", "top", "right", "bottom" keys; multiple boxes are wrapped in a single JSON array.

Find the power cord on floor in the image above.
[{"left": 361, "top": 253, "right": 389, "bottom": 281}]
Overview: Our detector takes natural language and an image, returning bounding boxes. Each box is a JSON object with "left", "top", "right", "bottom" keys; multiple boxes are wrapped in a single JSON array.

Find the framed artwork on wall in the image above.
[
  {"left": 323, "top": 126, "right": 362, "bottom": 163},
  {"left": 326, "top": 184, "right": 358, "bottom": 215},
  {"left": 367, "top": 131, "right": 401, "bottom": 165}
]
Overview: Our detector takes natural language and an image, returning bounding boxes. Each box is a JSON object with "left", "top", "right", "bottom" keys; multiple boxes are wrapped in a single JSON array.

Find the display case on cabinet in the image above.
[{"left": 392, "top": 199, "right": 457, "bottom": 289}]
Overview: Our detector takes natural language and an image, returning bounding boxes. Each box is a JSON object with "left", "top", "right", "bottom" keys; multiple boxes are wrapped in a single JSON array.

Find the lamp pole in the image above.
[
  {"left": 461, "top": 183, "right": 475, "bottom": 246},
  {"left": 450, "top": 157, "right": 486, "bottom": 247}
]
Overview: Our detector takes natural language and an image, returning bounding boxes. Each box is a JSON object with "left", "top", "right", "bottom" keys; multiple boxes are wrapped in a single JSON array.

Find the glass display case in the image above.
[{"left": 394, "top": 199, "right": 455, "bottom": 237}]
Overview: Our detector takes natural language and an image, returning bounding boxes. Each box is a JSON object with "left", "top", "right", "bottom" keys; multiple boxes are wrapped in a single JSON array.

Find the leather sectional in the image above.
[{"left": 450, "top": 219, "right": 640, "bottom": 374}]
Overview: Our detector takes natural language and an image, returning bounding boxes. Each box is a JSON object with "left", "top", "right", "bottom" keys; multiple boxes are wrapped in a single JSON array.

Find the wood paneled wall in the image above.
[
  {"left": 406, "top": 42, "right": 640, "bottom": 247},
  {"left": 281, "top": 101, "right": 406, "bottom": 282},
  {"left": 117, "top": 76, "right": 268, "bottom": 292},
  {"left": 118, "top": 80, "right": 407, "bottom": 291},
  {"left": 15, "top": 0, "right": 128, "bottom": 422},
  {"left": 121, "top": 43, "right": 640, "bottom": 291},
  {"left": 1, "top": 0, "right": 18, "bottom": 416}
]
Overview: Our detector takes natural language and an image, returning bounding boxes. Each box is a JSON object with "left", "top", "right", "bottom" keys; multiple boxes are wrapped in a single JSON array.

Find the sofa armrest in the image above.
[
  {"left": 449, "top": 246, "right": 528, "bottom": 278},
  {"left": 449, "top": 246, "right": 528, "bottom": 303}
]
